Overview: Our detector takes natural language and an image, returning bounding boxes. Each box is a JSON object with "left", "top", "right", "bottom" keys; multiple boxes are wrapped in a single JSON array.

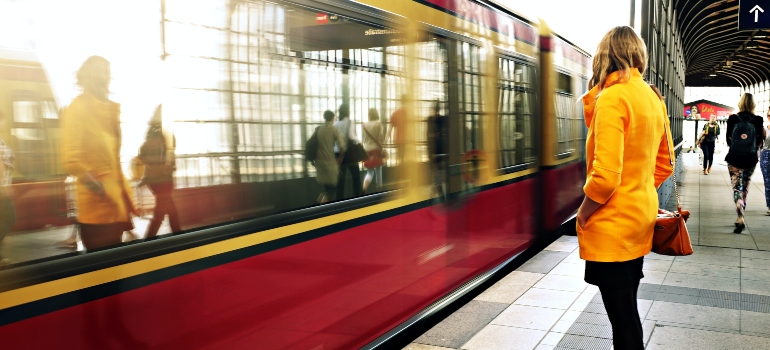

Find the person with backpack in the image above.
[
  {"left": 313, "top": 110, "right": 345, "bottom": 204},
  {"left": 725, "top": 93, "right": 764, "bottom": 233},
  {"left": 697, "top": 114, "right": 720, "bottom": 175},
  {"left": 137, "top": 105, "right": 181, "bottom": 238}
]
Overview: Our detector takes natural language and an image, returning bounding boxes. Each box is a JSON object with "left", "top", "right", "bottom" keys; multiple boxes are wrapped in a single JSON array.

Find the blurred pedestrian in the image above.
[
  {"left": 427, "top": 100, "right": 447, "bottom": 198},
  {"left": 761, "top": 108, "right": 770, "bottom": 216},
  {"left": 315, "top": 110, "right": 345, "bottom": 203},
  {"left": 335, "top": 104, "right": 362, "bottom": 200},
  {"left": 725, "top": 93, "right": 763, "bottom": 233},
  {"left": 387, "top": 95, "right": 407, "bottom": 165},
  {"left": 61, "top": 56, "right": 137, "bottom": 250},
  {"left": 362, "top": 108, "right": 385, "bottom": 194},
  {"left": 577, "top": 26, "right": 673, "bottom": 350},
  {"left": 137, "top": 105, "right": 181, "bottom": 238}
]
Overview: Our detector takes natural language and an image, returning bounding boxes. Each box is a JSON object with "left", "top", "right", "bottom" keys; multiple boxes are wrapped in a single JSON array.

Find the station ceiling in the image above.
[{"left": 677, "top": 0, "right": 768, "bottom": 87}]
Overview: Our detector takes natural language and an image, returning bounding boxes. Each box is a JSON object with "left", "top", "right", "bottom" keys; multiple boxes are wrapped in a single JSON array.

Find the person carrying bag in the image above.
[{"left": 362, "top": 109, "right": 386, "bottom": 193}]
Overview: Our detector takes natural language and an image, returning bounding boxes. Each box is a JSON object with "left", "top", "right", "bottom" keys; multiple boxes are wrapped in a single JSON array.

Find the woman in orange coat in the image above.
[
  {"left": 62, "top": 56, "right": 137, "bottom": 250},
  {"left": 577, "top": 27, "right": 674, "bottom": 349}
]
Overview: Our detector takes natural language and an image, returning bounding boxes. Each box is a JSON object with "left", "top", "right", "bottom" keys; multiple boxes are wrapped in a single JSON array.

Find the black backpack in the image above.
[
  {"left": 304, "top": 127, "right": 320, "bottom": 164},
  {"left": 730, "top": 113, "right": 757, "bottom": 155}
]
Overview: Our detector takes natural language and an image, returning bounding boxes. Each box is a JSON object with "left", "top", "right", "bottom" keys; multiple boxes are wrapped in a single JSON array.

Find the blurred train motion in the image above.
[
  {"left": 0, "top": 48, "right": 68, "bottom": 231},
  {"left": 0, "top": 0, "right": 591, "bottom": 348}
]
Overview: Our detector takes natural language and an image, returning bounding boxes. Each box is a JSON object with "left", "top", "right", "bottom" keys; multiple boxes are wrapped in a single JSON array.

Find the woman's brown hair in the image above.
[
  {"left": 589, "top": 26, "right": 647, "bottom": 92},
  {"left": 76, "top": 56, "right": 110, "bottom": 95},
  {"left": 738, "top": 93, "right": 756, "bottom": 114}
]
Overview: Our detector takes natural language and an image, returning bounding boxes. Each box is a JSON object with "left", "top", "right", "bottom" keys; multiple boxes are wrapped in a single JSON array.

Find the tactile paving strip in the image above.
[
  {"left": 564, "top": 322, "right": 613, "bottom": 339},
  {"left": 636, "top": 283, "right": 770, "bottom": 313},
  {"left": 555, "top": 334, "right": 612, "bottom": 350},
  {"left": 574, "top": 312, "right": 611, "bottom": 326}
]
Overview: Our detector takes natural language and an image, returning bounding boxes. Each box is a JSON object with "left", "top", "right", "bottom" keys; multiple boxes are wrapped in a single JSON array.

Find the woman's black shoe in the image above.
[{"left": 734, "top": 223, "right": 745, "bottom": 234}]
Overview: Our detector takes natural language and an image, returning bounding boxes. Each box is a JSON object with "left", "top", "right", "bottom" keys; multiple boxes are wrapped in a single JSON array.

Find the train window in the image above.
[
  {"left": 161, "top": 0, "right": 412, "bottom": 223},
  {"left": 554, "top": 72, "right": 578, "bottom": 157},
  {"left": 11, "top": 93, "right": 59, "bottom": 179},
  {"left": 498, "top": 57, "right": 535, "bottom": 169},
  {"left": 457, "top": 41, "right": 483, "bottom": 153}
]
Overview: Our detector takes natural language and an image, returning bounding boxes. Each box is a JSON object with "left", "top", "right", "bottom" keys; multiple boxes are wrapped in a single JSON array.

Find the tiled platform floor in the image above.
[{"left": 405, "top": 148, "right": 770, "bottom": 349}]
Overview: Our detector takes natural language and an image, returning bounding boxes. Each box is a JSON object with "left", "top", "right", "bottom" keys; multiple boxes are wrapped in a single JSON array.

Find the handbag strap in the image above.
[
  {"left": 661, "top": 108, "right": 681, "bottom": 212},
  {"left": 363, "top": 124, "right": 384, "bottom": 151}
]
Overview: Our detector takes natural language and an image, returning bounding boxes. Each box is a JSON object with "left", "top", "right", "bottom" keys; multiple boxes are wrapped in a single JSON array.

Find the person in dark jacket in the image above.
[
  {"left": 725, "top": 93, "right": 764, "bottom": 233},
  {"left": 138, "top": 105, "right": 181, "bottom": 237},
  {"left": 698, "top": 114, "right": 720, "bottom": 174}
]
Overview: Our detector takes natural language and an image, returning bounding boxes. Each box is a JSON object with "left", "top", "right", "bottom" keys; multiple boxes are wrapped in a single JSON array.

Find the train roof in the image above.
[
  {"left": 478, "top": 0, "right": 592, "bottom": 58},
  {"left": 0, "top": 48, "right": 41, "bottom": 64}
]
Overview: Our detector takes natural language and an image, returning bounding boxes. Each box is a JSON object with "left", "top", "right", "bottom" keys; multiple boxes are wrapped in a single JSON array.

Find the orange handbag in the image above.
[{"left": 652, "top": 114, "right": 693, "bottom": 256}]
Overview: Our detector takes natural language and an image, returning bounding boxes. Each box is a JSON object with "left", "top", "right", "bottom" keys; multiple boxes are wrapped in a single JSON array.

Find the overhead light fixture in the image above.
[
  {"left": 746, "top": 41, "right": 759, "bottom": 49},
  {"left": 755, "top": 31, "right": 768, "bottom": 38},
  {"left": 709, "top": 74, "right": 717, "bottom": 76}
]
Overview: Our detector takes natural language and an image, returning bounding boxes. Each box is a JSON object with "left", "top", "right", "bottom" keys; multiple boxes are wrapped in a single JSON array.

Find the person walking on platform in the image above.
[
  {"left": 387, "top": 95, "right": 407, "bottom": 165},
  {"left": 137, "top": 105, "right": 181, "bottom": 238},
  {"left": 760, "top": 108, "right": 770, "bottom": 216},
  {"left": 335, "top": 104, "right": 362, "bottom": 200},
  {"left": 315, "top": 110, "right": 345, "bottom": 204},
  {"left": 576, "top": 26, "right": 673, "bottom": 350},
  {"left": 725, "top": 93, "right": 764, "bottom": 233},
  {"left": 362, "top": 108, "right": 385, "bottom": 194},
  {"left": 698, "top": 114, "right": 720, "bottom": 174},
  {"left": 62, "top": 56, "right": 138, "bottom": 250}
]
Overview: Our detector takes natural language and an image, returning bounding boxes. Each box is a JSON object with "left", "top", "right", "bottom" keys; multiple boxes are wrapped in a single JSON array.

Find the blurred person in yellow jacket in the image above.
[
  {"left": 576, "top": 27, "right": 674, "bottom": 350},
  {"left": 62, "top": 56, "right": 137, "bottom": 250}
]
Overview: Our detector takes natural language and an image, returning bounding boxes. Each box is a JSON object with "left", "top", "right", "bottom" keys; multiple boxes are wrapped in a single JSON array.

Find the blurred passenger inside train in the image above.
[
  {"left": 316, "top": 110, "right": 345, "bottom": 204},
  {"left": 577, "top": 26, "right": 673, "bottom": 350},
  {"left": 427, "top": 100, "right": 447, "bottom": 198},
  {"left": 138, "top": 105, "right": 181, "bottom": 238},
  {"left": 362, "top": 108, "right": 385, "bottom": 194},
  {"left": 0, "top": 110, "right": 15, "bottom": 267},
  {"left": 387, "top": 95, "right": 407, "bottom": 165},
  {"left": 335, "top": 104, "right": 362, "bottom": 200},
  {"left": 725, "top": 93, "right": 764, "bottom": 233},
  {"left": 698, "top": 114, "right": 720, "bottom": 175},
  {"left": 761, "top": 108, "right": 770, "bottom": 216},
  {"left": 62, "top": 56, "right": 137, "bottom": 250}
]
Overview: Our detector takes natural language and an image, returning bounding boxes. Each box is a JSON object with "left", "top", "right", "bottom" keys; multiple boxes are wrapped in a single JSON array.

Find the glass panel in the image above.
[{"left": 498, "top": 57, "right": 535, "bottom": 168}]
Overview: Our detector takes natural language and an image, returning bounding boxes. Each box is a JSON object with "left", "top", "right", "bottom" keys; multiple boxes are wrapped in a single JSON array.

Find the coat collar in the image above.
[{"left": 582, "top": 68, "right": 642, "bottom": 127}]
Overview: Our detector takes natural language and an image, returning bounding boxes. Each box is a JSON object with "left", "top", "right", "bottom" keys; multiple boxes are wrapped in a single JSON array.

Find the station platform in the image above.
[{"left": 404, "top": 150, "right": 770, "bottom": 350}]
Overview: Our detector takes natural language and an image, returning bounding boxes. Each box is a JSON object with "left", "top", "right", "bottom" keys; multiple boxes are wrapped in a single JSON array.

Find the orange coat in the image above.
[
  {"left": 62, "top": 93, "right": 136, "bottom": 224},
  {"left": 577, "top": 68, "right": 674, "bottom": 262}
]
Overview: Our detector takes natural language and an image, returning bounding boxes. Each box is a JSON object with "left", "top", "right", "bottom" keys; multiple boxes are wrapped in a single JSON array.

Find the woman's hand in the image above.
[
  {"left": 577, "top": 196, "right": 601, "bottom": 229},
  {"left": 84, "top": 172, "right": 106, "bottom": 198}
]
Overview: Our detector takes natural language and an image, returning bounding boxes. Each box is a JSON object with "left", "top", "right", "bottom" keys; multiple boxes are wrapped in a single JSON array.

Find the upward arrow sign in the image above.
[{"left": 751, "top": 5, "right": 765, "bottom": 22}]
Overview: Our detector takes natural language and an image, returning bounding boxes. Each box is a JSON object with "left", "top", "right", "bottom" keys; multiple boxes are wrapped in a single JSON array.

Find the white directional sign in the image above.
[{"left": 739, "top": 1, "right": 770, "bottom": 30}]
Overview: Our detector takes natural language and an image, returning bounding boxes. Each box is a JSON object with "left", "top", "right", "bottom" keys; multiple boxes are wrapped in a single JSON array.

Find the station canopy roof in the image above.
[{"left": 677, "top": 0, "right": 769, "bottom": 87}]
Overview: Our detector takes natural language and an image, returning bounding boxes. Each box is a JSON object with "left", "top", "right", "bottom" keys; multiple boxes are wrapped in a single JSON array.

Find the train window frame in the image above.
[
  {"left": 553, "top": 70, "right": 578, "bottom": 159},
  {"left": 456, "top": 40, "right": 484, "bottom": 156},
  {"left": 497, "top": 53, "right": 537, "bottom": 173}
]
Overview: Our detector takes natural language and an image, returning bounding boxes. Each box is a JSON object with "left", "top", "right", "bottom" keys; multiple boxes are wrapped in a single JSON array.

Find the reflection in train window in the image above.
[
  {"left": 458, "top": 41, "right": 483, "bottom": 153},
  {"left": 162, "top": 0, "right": 413, "bottom": 214},
  {"left": 498, "top": 57, "right": 535, "bottom": 169},
  {"left": 11, "top": 92, "right": 59, "bottom": 179},
  {"left": 554, "top": 72, "right": 577, "bottom": 157}
]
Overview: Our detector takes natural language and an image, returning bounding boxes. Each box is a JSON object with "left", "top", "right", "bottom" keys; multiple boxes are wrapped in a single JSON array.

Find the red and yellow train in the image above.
[{"left": 0, "top": 0, "right": 590, "bottom": 348}]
